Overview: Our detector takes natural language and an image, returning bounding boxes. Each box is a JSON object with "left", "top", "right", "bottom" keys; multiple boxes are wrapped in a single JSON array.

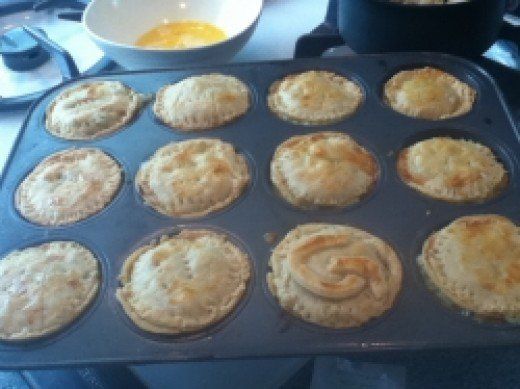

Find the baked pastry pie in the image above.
[
  {"left": 267, "top": 70, "right": 363, "bottom": 125},
  {"left": 136, "top": 138, "right": 249, "bottom": 218},
  {"left": 267, "top": 223, "right": 402, "bottom": 328},
  {"left": 117, "top": 229, "right": 250, "bottom": 334},
  {"left": 46, "top": 81, "right": 143, "bottom": 140},
  {"left": 419, "top": 214, "right": 520, "bottom": 323},
  {"left": 384, "top": 67, "right": 476, "bottom": 120},
  {"left": 397, "top": 137, "right": 507, "bottom": 202},
  {"left": 154, "top": 73, "right": 250, "bottom": 130},
  {"left": 0, "top": 241, "right": 100, "bottom": 340},
  {"left": 271, "top": 132, "right": 378, "bottom": 207},
  {"left": 15, "top": 148, "right": 122, "bottom": 226}
]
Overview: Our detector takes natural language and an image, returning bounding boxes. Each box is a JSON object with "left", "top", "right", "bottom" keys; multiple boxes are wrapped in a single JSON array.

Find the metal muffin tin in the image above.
[{"left": 0, "top": 53, "right": 519, "bottom": 368}]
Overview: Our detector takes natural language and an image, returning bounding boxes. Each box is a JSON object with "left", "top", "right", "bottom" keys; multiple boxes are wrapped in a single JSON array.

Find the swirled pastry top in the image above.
[
  {"left": 271, "top": 132, "right": 378, "bottom": 207},
  {"left": 15, "top": 148, "right": 122, "bottom": 226},
  {"left": 136, "top": 138, "right": 249, "bottom": 218},
  {"left": 267, "top": 223, "right": 402, "bottom": 328},
  {"left": 46, "top": 81, "right": 143, "bottom": 140},
  {"left": 0, "top": 241, "right": 100, "bottom": 340},
  {"left": 384, "top": 67, "right": 476, "bottom": 120},
  {"left": 153, "top": 73, "right": 250, "bottom": 130},
  {"left": 419, "top": 215, "right": 520, "bottom": 323},
  {"left": 398, "top": 137, "right": 507, "bottom": 202},
  {"left": 267, "top": 71, "right": 363, "bottom": 125},
  {"left": 117, "top": 230, "right": 250, "bottom": 334}
]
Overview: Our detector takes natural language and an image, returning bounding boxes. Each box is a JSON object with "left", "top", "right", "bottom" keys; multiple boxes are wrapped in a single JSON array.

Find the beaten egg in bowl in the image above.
[
  {"left": 83, "top": 0, "right": 263, "bottom": 69},
  {"left": 135, "top": 20, "right": 227, "bottom": 49}
]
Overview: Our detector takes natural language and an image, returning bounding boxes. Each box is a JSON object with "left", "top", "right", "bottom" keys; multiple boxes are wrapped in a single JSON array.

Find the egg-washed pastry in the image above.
[
  {"left": 384, "top": 67, "right": 476, "bottom": 120},
  {"left": 271, "top": 132, "right": 378, "bottom": 207},
  {"left": 267, "top": 70, "right": 363, "bottom": 125},
  {"left": 46, "top": 81, "right": 143, "bottom": 140},
  {"left": 0, "top": 241, "right": 100, "bottom": 340},
  {"left": 397, "top": 137, "right": 507, "bottom": 202},
  {"left": 136, "top": 138, "right": 249, "bottom": 218},
  {"left": 117, "top": 229, "right": 250, "bottom": 334},
  {"left": 419, "top": 214, "right": 520, "bottom": 323},
  {"left": 153, "top": 73, "right": 250, "bottom": 131},
  {"left": 267, "top": 223, "right": 402, "bottom": 328},
  {"left": 15, "top": 148, "right": 122, "bottom": 226}
]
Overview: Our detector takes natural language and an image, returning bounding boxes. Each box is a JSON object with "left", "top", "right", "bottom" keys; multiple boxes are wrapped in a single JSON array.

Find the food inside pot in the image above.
[{"left": 390, "top": 0, "right": 469, "bottom": 4}]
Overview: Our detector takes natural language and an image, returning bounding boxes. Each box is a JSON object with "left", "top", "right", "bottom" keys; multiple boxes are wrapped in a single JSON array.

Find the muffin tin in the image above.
[{"left": 0, "top": 53, "right": 519, "bottom": 368}]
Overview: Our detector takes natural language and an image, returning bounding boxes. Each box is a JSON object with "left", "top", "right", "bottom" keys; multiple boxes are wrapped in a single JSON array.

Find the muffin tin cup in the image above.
[
  {"left": 0, "top": 53, "right": 519, "bottom": 368},
  {"left": 9, "top": 146, "right": 130, "bottom": 230},
  {"left": 108, "top": 224, "right": 257, "bottom": 344},
  {"left": 0, "top": 235, "right": 108, "bottom": 351}
]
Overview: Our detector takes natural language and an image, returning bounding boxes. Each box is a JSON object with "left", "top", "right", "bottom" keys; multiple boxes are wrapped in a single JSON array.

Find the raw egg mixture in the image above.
[{"left": 135, "top": 20, "right": 227, "bottom": 49}]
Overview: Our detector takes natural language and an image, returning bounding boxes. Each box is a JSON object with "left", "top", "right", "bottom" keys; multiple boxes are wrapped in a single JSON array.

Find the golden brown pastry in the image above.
[
  {"left": 136, "top": 138, "right": 249, "bottom": 218},
  {"left": 0, "top": 241, "right": 100, "bottom": 340},
  {"left": 271, "top": 132, "right": 378, "bottom": 207},
  {"left": 384, "top": 67, "right": 476, "bottom": 120},
  {"left": 46, "top": 81, "right": 143, "bottom": 140},
  {"left": 397, "top": 137, "right": 507, "bottom": 202},
  {"left": 15, "top": 148, "right": 122, "bottom": 225},
  {"left": 268, "top": 70, "right": 363, "bottom": 125},
  {"left": 267, "top": 223, "right": 402, "bottom": 328},
  {"left": 117, "top": 230, "right": 250, "bottom": 334},
  {"left": 419, "top": 214, "right": 520, "bottom": 323},
  {"left": 153, "top": 73, "right": 250, "bottom": 130}
]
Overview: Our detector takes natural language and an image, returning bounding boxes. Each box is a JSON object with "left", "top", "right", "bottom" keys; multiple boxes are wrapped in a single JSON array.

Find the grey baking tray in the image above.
[{"left": 0, "top": 53, "right": 519, "bottom": 368}]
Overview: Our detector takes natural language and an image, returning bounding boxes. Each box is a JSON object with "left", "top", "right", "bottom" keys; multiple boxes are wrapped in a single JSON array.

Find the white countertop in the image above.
[{"left": 0, "top": 0, "right": 328, "bottom": 173}]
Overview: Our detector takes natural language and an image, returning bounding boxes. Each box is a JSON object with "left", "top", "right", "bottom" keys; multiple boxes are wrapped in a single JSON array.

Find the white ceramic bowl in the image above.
[{"left": 83, "top": 0, "right": 263, "bottom": 70}]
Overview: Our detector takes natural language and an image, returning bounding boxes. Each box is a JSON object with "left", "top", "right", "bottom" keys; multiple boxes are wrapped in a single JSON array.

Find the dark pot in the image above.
[
  {"left": 338, "top": 0, "right": 511, "bottom": 57},
  {"left": 295, "top": 0, "right": 520, "bottom": 59}
]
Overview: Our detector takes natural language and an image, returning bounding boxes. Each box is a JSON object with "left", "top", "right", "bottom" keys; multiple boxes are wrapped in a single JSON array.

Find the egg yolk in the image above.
[{"left": 135, "top": 20, "right": 227, "bottom": 49}]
